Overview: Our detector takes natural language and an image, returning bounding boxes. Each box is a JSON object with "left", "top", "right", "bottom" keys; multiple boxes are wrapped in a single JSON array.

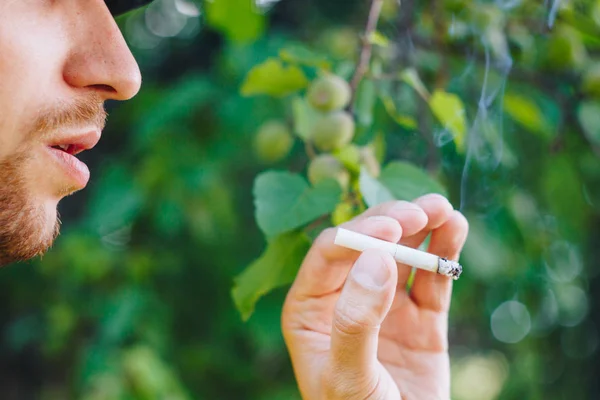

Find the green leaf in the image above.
[
  {"left": 254, "top": 171, "right": 342, "bottom": 237},
  {"left": 241, "top": 58, "right": 309, "bottom": 97},
  {"left": 380, "top": 95, "right": 418, "bottom": 129},
  {"left": 291, "top": 96, "right": 321, "bottom": 141},
  {"left": 86, "top": 164, "right": 144, "bottom": 234},
  {"left": 279, "top": 45, "right": 331, "bottom": 69},
  {"left": 503, "top": 93, "right": 552, "bottom": 136},
  {"left": 368, "top": 31, "right": 390, "bottom": 47},
  {"left": 359, "top": 162, "right": 447, "bottom": 207},
  {"left": 205, "top": 0, "right": 265, "bottom": 43},
  {"left": 543, "top": 155, "right": 589, "bottom": 240},
  {"left": 400, "top": 68, "right": 430, "bottom": 100},
  {"left": 232, "top": 232, "right": 311, "bottom": 321},
  {"left": 135, "top": 77, "right": 217, "bottom": 148},
  {"left": 428, "top": 90, "right": 467, "bottom": 151},
  {"left": 577, "top": 101, "right": 600, "bottom": 146},
  {"left": 359, "top": 167, "right": 395, "bottom": 206},
  {"left": 355, "top": 79, "right": 377, "bottom": 127}
]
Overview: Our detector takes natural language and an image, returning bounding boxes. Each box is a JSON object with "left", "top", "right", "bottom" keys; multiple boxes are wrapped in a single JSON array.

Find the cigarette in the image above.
[{"left": 334, "top": 228, "right": 462, "bottom": 280}]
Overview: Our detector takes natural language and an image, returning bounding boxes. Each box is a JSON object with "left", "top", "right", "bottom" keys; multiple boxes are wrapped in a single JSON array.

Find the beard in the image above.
[
  {"left": 0, "top": 152, "right": 60, "bottom": 267},
  {"left": 0, "top": 93, "right": 106, "bottom": 267}
]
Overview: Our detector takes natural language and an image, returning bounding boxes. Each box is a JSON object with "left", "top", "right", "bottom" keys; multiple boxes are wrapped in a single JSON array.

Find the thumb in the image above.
[{"left": 327, "top": 249, "right": 397, "bottom": 395}]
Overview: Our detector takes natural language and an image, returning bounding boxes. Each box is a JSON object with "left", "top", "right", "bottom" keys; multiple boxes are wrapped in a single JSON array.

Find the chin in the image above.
[
  {"left": 0, "top": 151, "right": 63, "bottom": 266},
  {"left": 0, "top": 194, "right": 61, "bottom": 267}
]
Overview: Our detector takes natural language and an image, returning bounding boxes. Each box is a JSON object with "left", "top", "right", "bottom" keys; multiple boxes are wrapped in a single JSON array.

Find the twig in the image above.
[
  {"left": 432, "top": 0, "right": 449, "bottom": 88},
  {"left": 304, "top": 141, "right": 316, "bottom": 160},
  {"left": 350, "top": 0, "right": 384, "bottom": 100}
]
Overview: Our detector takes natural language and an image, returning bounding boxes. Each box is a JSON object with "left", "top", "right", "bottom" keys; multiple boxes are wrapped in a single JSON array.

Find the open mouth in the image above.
[{"left": 50, "top": 144, "right": 84, "bottom": 156}]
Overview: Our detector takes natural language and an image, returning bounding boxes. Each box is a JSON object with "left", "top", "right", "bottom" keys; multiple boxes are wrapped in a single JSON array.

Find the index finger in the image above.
[{"left": 290, "top": 201, "right": 428, "bottom": 299}]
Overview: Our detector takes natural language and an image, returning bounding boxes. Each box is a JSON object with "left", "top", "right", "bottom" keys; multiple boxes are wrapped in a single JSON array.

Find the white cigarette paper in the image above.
[{"left": 334, "top": 228, "right": 462, "bottom": 280}]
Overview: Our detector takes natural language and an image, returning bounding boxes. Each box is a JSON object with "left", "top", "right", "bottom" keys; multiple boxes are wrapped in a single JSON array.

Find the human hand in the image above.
[{"left": 281, "top": 194, "right": 469, "bottom": 399}]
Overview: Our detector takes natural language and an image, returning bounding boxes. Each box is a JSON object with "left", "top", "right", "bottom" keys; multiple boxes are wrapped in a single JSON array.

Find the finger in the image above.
[
  {"left": 409, "top": 211, "right": 469, "bottom": 312},
  {"left": 392, "top": 194, "right": 453, "bottom": 291},
  {"left": 400, "top": 193, "right": 454, "bottom": 249},
  {"left": 351, "top": 200, "right": 428, "bottom": 237},
  {"left": 351, "top": 200, "right": 430, "bottom": 290},
  {"left": 291, "top": 215, "right": 402, "bottom": 299},
  {"left": 327, "top": 250, "right": 397, "bottom": 398},
  {"left": 305, "top": 202, "right": 427, "bottom": 298}
]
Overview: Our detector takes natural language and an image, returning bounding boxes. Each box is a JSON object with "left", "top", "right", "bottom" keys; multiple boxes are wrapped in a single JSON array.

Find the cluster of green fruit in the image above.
[
  {"left": 253, "top": 74, "right": 382, "bottom": 225},
  {"left": 253, "top": 74, "right": 379, "bottom": 191},
  {"left": 305, "top": 74, "right": 355, "bottom": 191}
]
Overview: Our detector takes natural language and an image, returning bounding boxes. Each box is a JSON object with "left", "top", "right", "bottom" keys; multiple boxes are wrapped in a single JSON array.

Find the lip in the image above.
[
  {"left": 46, "top": 146, "right": 91, "bottom": 188},
  {"left": 45, "top": 130, "right": 101, "bottom": 189},
  {"left": 47, "top": 130, "right": 101, "bottom": 155}
]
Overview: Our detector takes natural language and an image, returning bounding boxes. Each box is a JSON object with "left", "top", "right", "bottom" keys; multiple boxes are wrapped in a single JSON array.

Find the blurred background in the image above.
[{"left": 2, "top": 0, "right": 600, "bottom": 398}]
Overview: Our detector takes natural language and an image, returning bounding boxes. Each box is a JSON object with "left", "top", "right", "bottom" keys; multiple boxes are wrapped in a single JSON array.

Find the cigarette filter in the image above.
[{"left": 334, "top": 228, "right": 462, "bottom": 280}]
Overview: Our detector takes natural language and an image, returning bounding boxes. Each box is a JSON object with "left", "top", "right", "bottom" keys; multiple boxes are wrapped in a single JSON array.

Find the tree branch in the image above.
[{"left": 350, "top": 0, "right": 384, "bottom": 99}]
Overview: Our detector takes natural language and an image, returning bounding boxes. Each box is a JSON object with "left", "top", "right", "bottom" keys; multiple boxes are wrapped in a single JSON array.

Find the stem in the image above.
[
  {"left": 350, "top": 0, "right": 384, "bottom": 99},
  {"left": 305, "top": 141, "right": 317, "bottom": 160},
  {"left": 432, "top": 0, "right": 449, "bottom": 88}
]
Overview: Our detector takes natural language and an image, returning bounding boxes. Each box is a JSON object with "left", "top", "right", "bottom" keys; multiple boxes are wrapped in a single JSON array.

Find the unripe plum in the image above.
[
  {"left": 307, "top": 154, "right": 350, "bottom": 191},
  {"left": 320, "top": 28, "right": 359, "bottom": 60},
  {"left": 546, "top": 25, "right": 588, "bottom": 71},
  {"left": 253, "top": 120, "right": 294, "bottom": 163},
  {"left": 311, "top": 111, "right": 355, "bottom": 152},
  {"left": 307, "top": 75, "right": 352, "bottom": 112}
]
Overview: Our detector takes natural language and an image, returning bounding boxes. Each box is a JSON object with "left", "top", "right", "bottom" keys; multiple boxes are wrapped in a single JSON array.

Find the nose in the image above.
[{"left": 62, "top": 1, "right": 142, "bottom": 101}]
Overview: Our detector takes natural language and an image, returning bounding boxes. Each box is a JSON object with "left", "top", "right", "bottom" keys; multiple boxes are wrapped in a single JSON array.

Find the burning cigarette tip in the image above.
[{"left": 438, "top": 258, "right": 462, "bottom": 280}]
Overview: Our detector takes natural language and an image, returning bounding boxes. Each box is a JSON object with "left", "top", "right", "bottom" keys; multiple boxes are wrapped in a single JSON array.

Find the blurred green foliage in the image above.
[{"left": 2, "top": 0, "right": 600, "bottom": 399}]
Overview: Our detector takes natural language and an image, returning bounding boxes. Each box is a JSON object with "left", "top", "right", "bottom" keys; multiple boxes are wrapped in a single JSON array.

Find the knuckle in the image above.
[
  {"left": 452, "top": 210, "right": 469, "bottom": 230},
  {"left": 418, "top": 192, "right": 449, "bottom": 203},
  {"left": 315, "top": 227, "right": 337, "bottom": 246},
  {"left": 333, "top": 303, "right": 378, "bottom": 337},
  {"left": 322, "top": 370, "right": 383, "bottom": 400},
  {"left": 322, "top": 369, "right": 357, "bottom": 399}
]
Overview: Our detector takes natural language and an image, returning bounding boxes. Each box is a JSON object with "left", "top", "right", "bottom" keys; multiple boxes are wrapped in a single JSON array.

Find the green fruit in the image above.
[
  {"left": 311, "top": 111, "right": 355, "bottom": 152},
  {"left": 582, "top": 63, "right": 600, "bottom": 97},
  {"left": 333, "top": 144, "right": 361, "bottom": 174},
  {"left": 320, "top": 28, "right": 359, "bottom": 60},
  {"left": 380, "top": 0, "right": 399, "bottom": 20},
  {"left": 331, "top": 202, "right": 356, "bottom": 226},
  {"left": 307, "top": 75, "right": 352, "bottom": 112},
  {"left": 307, "top": 154, "right": 350, "bottom": 190},
  {"left": 546, "top": 25, "right": 588, "bottom": 71},
  {"left": 253, "top": 120, "right": 294, "bottom": 163}
]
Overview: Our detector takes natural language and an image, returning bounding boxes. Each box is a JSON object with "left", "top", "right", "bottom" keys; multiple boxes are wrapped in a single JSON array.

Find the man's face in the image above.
[{"left": 0, "top": 1, "right": 142, "bottom": 266}]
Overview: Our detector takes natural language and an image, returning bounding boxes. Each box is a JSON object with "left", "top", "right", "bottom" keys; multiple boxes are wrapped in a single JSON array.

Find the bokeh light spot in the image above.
[{"left": 491, "top": 300, "right": 531, "bottom": 343}]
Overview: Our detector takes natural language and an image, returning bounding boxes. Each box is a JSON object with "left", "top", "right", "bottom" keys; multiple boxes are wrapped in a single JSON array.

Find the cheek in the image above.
[{"left": 0, "top": 12, "right": 66, "bottom": 159}]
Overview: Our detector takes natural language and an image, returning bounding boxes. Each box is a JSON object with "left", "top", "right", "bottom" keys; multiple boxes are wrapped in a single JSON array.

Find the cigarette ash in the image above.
[{"left": 438, "top": 258, "right": 463, "bottom": 280}]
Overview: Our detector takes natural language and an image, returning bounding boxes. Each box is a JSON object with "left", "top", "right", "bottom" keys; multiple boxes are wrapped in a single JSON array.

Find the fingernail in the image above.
[{"left": 351, "top": 252, "right": 390, "bottom": 288}]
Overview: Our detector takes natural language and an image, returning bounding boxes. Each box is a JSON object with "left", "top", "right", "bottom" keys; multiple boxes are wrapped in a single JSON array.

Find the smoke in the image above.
[
  {"left": 459, "top": 17, "right": 514, "bottom": 212},
  {"left": 547, "top": 0, "right": 562, "bottom": 28}
]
